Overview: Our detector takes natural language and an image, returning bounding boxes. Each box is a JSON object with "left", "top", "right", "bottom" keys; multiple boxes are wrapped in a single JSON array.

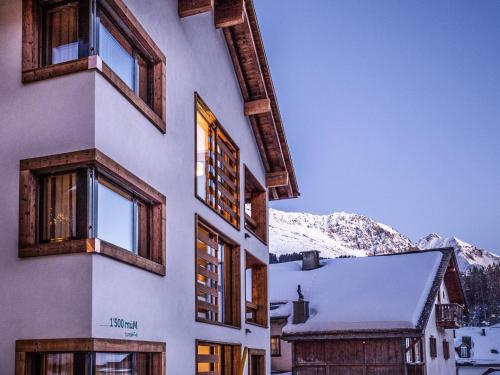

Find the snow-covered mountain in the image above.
[
  {"left": 417, "top": 233, "right": 500, "bottom": 272},
  {"left": 269, "top": 208, "right": 499, "bottom": 271}
]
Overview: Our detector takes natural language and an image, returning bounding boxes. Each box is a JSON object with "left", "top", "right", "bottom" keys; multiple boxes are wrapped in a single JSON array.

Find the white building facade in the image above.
[{"left": 0, "top": 0, "right": 299, "bottom": 374}]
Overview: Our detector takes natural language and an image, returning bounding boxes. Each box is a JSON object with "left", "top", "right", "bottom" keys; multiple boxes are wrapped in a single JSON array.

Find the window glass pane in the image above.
[
  {"left": 196, "top": 108, "right": 214, "bottom": 204},
  {"left": 46, "top": 4, "right": 79, "bottom": 64},
  {"left": 98, "top": 20, "right": 135, "bottom": 89},
  {"left": 97, "top": 178, "right": 136, "bottom": 252},
  {"left": 246, "top": 268, "right": 253, "bottom": 303},
  {"left": 95, "top": 353, "right": 133, "bottom": 374},
  {"left": 197, "top": 344, "right": 220, "bottom": 374},
  {"left": 28, "top": 353, "right": 87, "bottom": 375},
  {"left": 41, "top": 172, "right": 77, "bottom": 242}
]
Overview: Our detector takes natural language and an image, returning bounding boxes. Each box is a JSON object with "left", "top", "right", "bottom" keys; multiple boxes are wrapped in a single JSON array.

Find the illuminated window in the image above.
[
  {"left": 196, "top": 216, "right": 240, "bottom": 327},
  {"left": 196, "top": 342, "right": 240, "bottom": 375},
  {"left": 271, "top": 336, "right": 281, "bottom": 356},
  {"left": 196, "top": 95, "right": 240, "bottom": 228}
]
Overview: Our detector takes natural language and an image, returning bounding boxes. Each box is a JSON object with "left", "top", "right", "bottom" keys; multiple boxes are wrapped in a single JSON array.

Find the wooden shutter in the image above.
[
  {"left": 196, "top": 222, "right": 219, "bottom": 322},
  {"left": 429, "top": 337, "right": 437, "bottom": 358},
  {"left": 215, "top": 130, "right": 239, "bottom": 227},
  {"left": 443, "top": 340, "right": 450, "bottom": 360}
]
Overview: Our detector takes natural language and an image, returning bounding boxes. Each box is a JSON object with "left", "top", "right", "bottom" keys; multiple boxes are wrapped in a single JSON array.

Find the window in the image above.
[
  {"left": 405, "top": 337, "right": 424, "bottom": 364},
  {"left": 19, "top": 149, "right": 166, "bottom": 275},
  {"left": 22, "top": 0, "right": 166, "bottom": 131},
  {"left": 460, "top": 345, "right": 470, "bottom": 358},
  {"left": 195, "top": 216, "right": 241, "bottom": 327},
  {"left": 196, "top": 95, "right": 240, "bottom": 228},
  {"left": 429, "top": 337, "right": 437, "bottom": 358},
  {"left": 443, "top": 340, "right": 450, "bottom": 360},
  {"left": 16, "top": 338, "right": 165, "bottom": 375},
  {"left": 248, "top": 349, "right": 265, "bottom": 375},
  {"left": 196, "top": 342, "right": 240, "bottom": 375},
  {"left": 245, "top": 251, "right": 268, "bottom": 326},
  {"left": 244, "top": 167, "right": 267, "bottom": 243},
  {"left": 271, "top": 336, "right": 281, "bottom": 357}
]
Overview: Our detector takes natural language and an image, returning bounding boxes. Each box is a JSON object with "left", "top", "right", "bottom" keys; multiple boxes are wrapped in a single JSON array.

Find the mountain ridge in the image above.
[{"left": 269, "top": 208, "right": 499, "bottom": 271}]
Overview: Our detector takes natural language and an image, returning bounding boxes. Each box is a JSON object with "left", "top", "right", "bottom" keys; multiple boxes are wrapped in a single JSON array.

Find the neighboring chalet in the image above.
[
  {"left": 455, "top": 324, "right": 500, "bottom": 374},
  {"left": 0, "top": 0, "right": 299, "bottom": 374},
  {"left": 269, "top": 248, "right": 466, "bottom": 375}
]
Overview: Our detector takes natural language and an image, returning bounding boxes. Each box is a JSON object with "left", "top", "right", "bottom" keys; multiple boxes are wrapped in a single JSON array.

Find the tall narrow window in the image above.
[
  {"left": 196, "top": 217, "right": 240, "bottom": 327},
  {"left": 442, "top": 340, "right": 450, "bottom": 360},
  {"left": 196, "top": 342, "right": 240, "bottom": 375},
  {"left": 44, "top": 2, "right": 79, "bottom": 65},
  {"left": 271, "top": 336, "right": 281, "bottom": 357},
  {"left": 429, "top": 337, "right": 437, "bottom": 358},
  {"left": 195, "top": 96, "right": 240, "bottom": 228},
  {"left": 245, "top": 251, "right": 268, "bottom": 326},
  {"left": 248, "top": 349, "right": 265, "bottom": 375},
  {"left": 244, "top": 167, "right": 267, "bottom": 243}
]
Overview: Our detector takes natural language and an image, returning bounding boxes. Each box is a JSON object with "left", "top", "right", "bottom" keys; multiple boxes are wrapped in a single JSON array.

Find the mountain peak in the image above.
[{"left": 270, "top": 209, "right": 499, "bottom": 271}]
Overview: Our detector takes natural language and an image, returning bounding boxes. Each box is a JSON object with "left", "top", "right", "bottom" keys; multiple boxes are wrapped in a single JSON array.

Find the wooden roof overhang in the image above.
[
  {"left": 179, "top": 0, "right": 300, "bottom": 200},
  {"left": 283, "top": 328, "right": 424, "bottom": 342}
]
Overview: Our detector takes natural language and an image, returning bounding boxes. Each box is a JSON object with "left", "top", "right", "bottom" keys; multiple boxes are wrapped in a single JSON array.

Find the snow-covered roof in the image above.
[
  {"left": 270, "top": 250, "right": 445, "bottom": 335},
  {"left": 455, "top": 326, "right": 500, "bottom": 366}
]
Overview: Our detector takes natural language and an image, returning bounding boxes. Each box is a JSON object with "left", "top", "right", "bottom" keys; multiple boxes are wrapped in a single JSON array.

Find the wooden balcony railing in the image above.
[{"left": 436, "top": 303, "right": 463, "bottom": 329}]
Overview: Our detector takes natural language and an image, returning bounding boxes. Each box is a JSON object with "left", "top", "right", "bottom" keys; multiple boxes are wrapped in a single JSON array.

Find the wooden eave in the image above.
[{"left": 179, "top": 0, "right": 300, "bottom": 200}]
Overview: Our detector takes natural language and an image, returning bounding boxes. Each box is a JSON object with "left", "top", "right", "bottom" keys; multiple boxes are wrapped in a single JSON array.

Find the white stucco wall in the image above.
[
  {"left": 0, "top": 0, "right": 271, "bottom": 373},
  {"left": 457, "top": 365, "right": 500, "bottom": 375},
  {"left": 271, "top": 320, "right": 293, "bottom": 373},
  {"left": 424, "top": 282, "right": 457, "bottom": 375}
]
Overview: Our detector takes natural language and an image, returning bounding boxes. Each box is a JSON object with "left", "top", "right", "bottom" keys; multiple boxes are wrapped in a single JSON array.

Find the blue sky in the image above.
[{"left": 254, "top": 0, "right": 500, "bottom": 254}]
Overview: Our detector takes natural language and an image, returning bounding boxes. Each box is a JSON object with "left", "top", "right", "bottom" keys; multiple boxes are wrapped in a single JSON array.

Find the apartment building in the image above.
[{"left": 0, "top": 0, "right": 299, "bottom": 374}]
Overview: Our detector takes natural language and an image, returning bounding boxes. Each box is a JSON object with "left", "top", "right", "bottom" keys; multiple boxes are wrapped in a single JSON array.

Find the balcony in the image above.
[{"left": 436, "top": 303, "right": 463, "bottom": 329}]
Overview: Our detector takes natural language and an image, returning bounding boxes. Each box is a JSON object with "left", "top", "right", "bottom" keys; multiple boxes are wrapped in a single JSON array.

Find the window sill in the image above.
[
  {"left": 195, "top": 317, "right": 241, "bottom": 330},
  {"left": 19, "top": 238, "right": 166, "bottom": 276},
  {"left": 245, "top": 320, "right": 269, "bottom": 329},
  {"left": 244, "top": 224, "right": 268, "bottom": 245},
  {"left": 22, "top": 56, "right": 166, "bottom": 133}
]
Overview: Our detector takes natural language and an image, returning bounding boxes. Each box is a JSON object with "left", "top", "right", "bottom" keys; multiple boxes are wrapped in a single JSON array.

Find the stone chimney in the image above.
[
  {"left": 292, "top": 285, "right": 310, "bottom": 324},
  {"left": 301, "top": 250, "right": 320, "bottom": 270}
]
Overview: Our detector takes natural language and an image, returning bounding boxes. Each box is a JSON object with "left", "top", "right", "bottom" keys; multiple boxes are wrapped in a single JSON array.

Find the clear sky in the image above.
[{"left": 254, "top": 0, "right": 500, "bottom": 254}]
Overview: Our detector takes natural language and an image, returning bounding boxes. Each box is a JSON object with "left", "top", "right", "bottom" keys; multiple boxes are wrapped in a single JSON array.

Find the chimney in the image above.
[
  {"left": 481, "top": 328, "right": 486, "bottom": 336},
  {"left": 301, "top": 250, "right": 320, "bottom": 270},
  {"left": 293, "top": 285, "right": 310, "bottom": 324}
]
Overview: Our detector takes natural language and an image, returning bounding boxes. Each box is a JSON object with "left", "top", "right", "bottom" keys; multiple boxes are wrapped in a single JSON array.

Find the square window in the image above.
[{"left": 196, "top": 342, "right": 240, "bottom": 375}]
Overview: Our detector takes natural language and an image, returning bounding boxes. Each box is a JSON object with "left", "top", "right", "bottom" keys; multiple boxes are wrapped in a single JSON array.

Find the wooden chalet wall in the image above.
[{"left": 293, "top": 339, "right": 407, "bottom": 375}]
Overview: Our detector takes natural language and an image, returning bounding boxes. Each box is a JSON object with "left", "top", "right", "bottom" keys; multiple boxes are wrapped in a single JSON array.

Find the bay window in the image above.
[
  {"left": 23, "top": 0, "right": 166, "bottom": 131},
  {"left": 16, "top": 338, "right": 165, "bottom": 375},
  {"left": 244, "top": 166, "right": 267, "bottom": 243},
  {"left": 19, "top": 149, "right": 166, "bottom": 275}
]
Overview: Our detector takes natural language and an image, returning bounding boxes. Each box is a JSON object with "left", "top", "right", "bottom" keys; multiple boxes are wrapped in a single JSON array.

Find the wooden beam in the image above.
[
  {"left": 178, "top": 0, "right": 213, "bottom": 18},
  {"left": 215, "top": 0, "right": 244, "bottom": 28},
  {"left": 266, "top": 171, "right": 289, "bottom": 188},
  {"left": 244, "top": 98, "right": 270, "bottom": 116}
]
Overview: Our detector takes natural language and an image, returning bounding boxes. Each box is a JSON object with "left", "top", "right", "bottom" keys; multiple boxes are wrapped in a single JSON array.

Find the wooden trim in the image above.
[
  {"left": 245, "top": 250, "right": 268, "bottom": 327},
  {"left": 214, "top": 0, "right": 245, "bottom": 29},
  {"left": 266, "top": 171, "right": 289, "bottom": 188},
  {"left": 178, "top": 0, "right": 214, "bottom": 18},
  {"left": 18, "top": 149, "right": 166, "bottom": 276},
  {"left": 244, "top": 166, "right": 267, "bottom": 244},
  {"left": 16, "top": 338, "right": 166, "bottom": 353},
  {"left": 22, "top": 0, "right": 167, "bottom": 133},
  {"left": 195, "top": 340, "right": 241, "bottom": 375},
  {"left": 244, "top": 98, "right": 271, "bottom": 116}
]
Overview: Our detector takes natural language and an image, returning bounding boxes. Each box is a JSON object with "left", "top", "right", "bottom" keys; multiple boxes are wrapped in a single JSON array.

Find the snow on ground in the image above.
[
  {"left": 270, "top": 251, "right": 443, "bottom": 334},
  {"left": 455, "top": 326, "right": 500, "bottom": 365}
]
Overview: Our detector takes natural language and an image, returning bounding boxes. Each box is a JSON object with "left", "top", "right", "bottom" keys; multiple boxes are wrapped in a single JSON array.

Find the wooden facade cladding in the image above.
[
  {"left": 19, "top": 149, "right": 167, "bottom": 276},
  {"left": 16, "top": 338, "right": 166, "bottom": 375},
  {"left": 22, "top": 0, "right": 167, "bottom": 132},
  {"left": 179, "top": 0, "right": 299, "bottom": 200}
]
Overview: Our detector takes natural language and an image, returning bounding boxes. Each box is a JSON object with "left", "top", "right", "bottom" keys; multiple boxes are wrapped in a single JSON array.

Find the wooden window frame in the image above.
[
  {"left": 245, "top": 251, "right": 268, "bottom": 328},
  {"left": 248, "top": 348, "right": 266, "bottom": 375},
  {"left": 244, "top": 166, "right": 267, "bottom": 244},
  {"left": 195, "top": 93, "right": 240, "bottom": 229},
  {"left": 195, "top": 340, "right": 241, "bottom": 375},
  {"left": 19, "top": 148, "right": 167, "bottom": 276},
  {"left": 443, "top": 340, "right": 450, "bottom": 360},
  {"left": 429, "top": 336, "right": 437, "bottom": 359},
  {"left": 22, "top": 0, "right": 166, "bottom": 132},
  {"left": 16, "top": 338, "right": 165, "bottom": 375},
  {"left": 195, "top": 215, "right": 241, "bottom": 328},
  {"left": 270, "top": 336, "right": 281, "bottom": 357}
]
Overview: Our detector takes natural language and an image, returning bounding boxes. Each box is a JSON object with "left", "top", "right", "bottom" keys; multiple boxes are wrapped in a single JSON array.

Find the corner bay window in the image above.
[
  {"left": 19, "top": 149, "right": 166, "bottom": 275},
  {"left": 16, "top": 338, "right": 165, "bottom": 375},
  {"left": 23, "top": 0, "right": 166, "bottom": 131},
  {"left": 196, "top": 342, "right": 240, "bottom": 375},
  {"left": 244, "top": 167, "right": 267, "bottom": 243},
  {"left": 196, "top": 95, "right": 240, "bottom": 228},
  {"left": 245, "top": 251, "right": 268, "bottom": 326},
  {"left": 195, "top": 216, "right": 240, "bottom": 327}
]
